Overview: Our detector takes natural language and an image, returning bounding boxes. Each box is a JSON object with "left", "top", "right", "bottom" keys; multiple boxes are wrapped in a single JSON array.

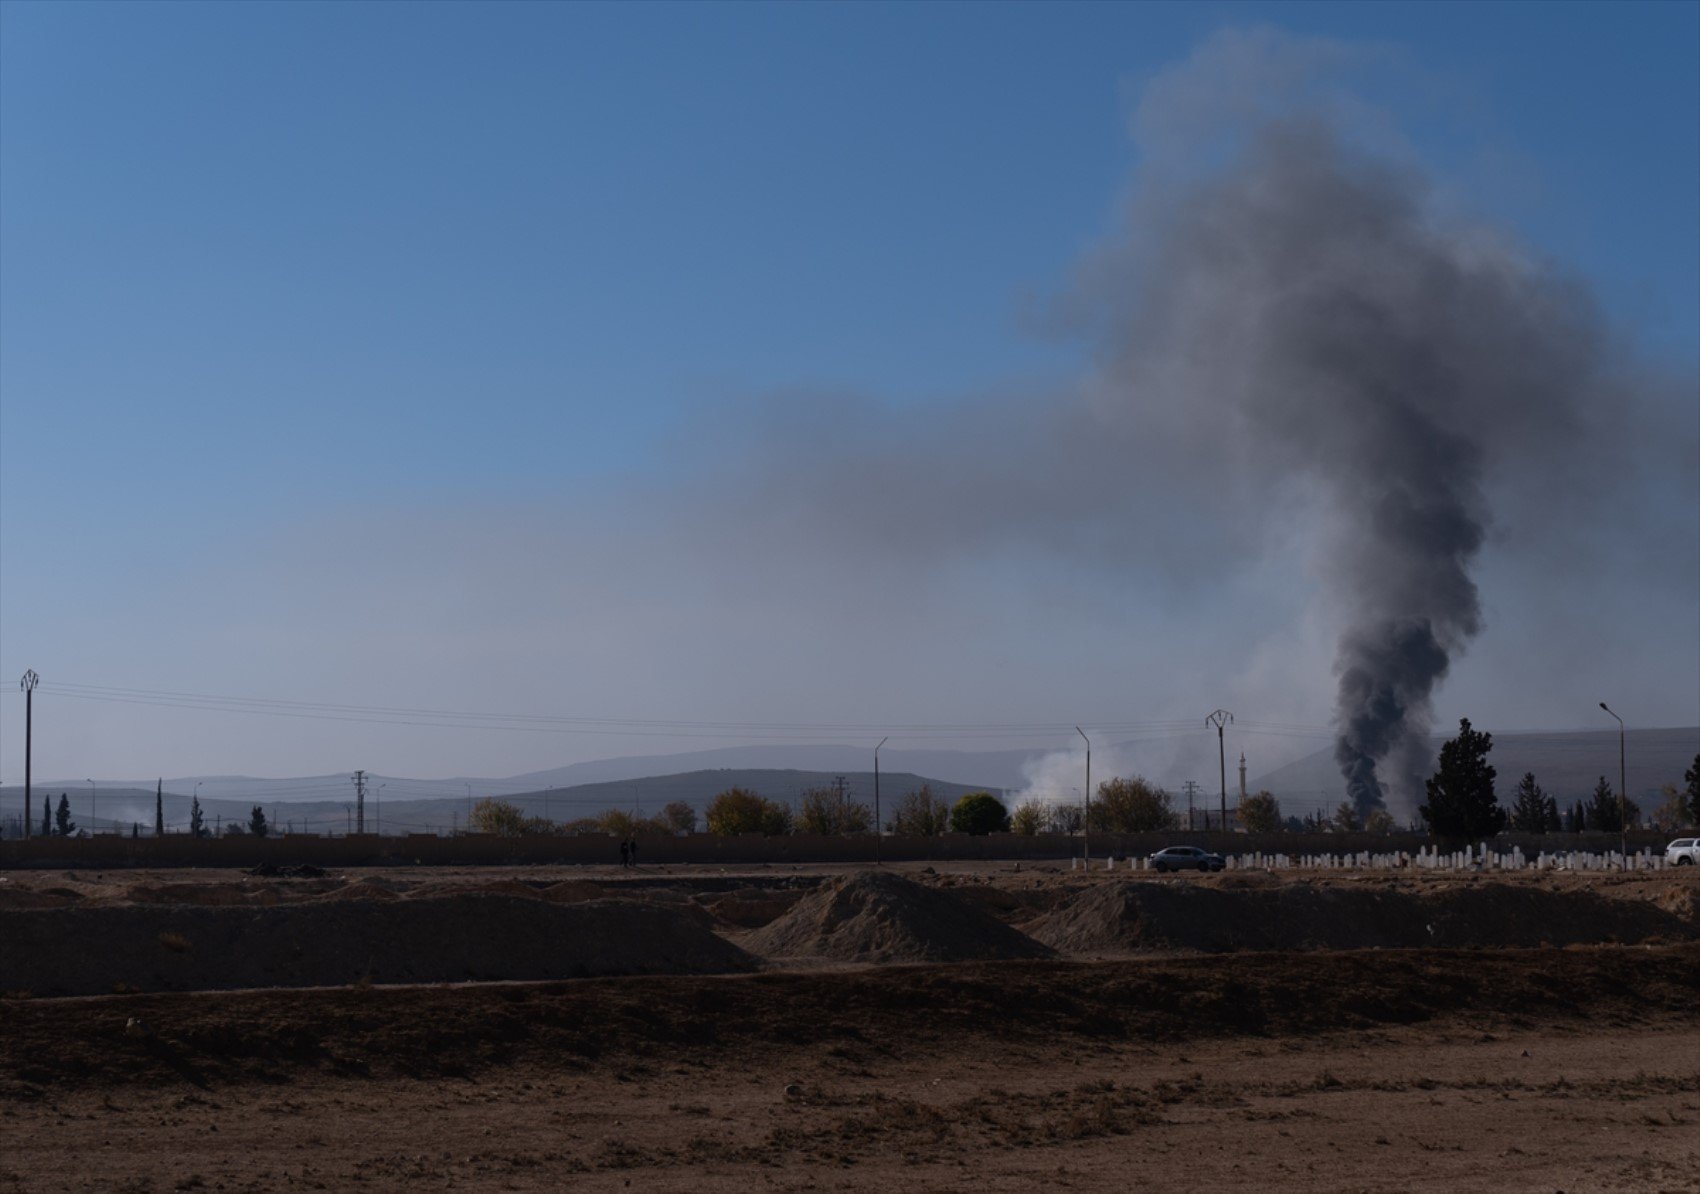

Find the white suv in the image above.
[{"left": 1665, "top": 839, "right": 1700, "bottom": 866}]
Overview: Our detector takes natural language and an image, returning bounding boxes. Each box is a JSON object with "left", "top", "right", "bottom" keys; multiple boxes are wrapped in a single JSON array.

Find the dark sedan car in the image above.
[{"left": 1149, "top": 845, "right": 1225, "bottom": 873}]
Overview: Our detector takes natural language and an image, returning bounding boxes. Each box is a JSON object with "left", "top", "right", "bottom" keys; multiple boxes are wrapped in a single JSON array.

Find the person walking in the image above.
[{"left": 618, "top": 839, "right": 629, "bottom": 868}]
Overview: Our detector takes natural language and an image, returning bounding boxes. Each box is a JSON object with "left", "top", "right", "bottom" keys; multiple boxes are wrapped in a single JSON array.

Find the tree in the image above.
[
  {"left": 1237, "top": 790, "right": 1282, "bottom": 834},
  {"left": 1088, "top": 777, "right": 1174, "bottom": 833},
  {"left": 155, "top": 779, "right": 165, "bottom": 838},
  {"left": 41, "top": 800, "right": 51, "bottom": 838},
  {"left": 55, "top": 794, "right": 75, "bottom": 837},
  {"left": 1543, "top": 795, "right": 1562, "bottom": 833},
  {"left": 797, "top": 784, "right": 872, "bottom": 836},
  {"left": 131, "top": 822, "right": 139, "bottom": 839},
  {"left": 1364, "top": 809, "right": 1397, "bottom": 835},
  {"left": 1566, "top": 801, "right": 1585, "bottom": 833},
  {"left": 1685, "top": 752, "right": 1700, "bottom": 826},
  {"left": 1048, "top": 803, "right": 1084, "bottom": 835},
  {"left": 1419, "top": 718, "right": 1504, "bottom": 841},
  {"left": 1507, "top": 772, "right": 1550, "bottom": 833},
  {"left": 471, "top": 798, "right": 552, "bottom": 836},
  {"left": 189, "top": 796, "right": 206, "bottom": 839},
  {"left": 1009, "top": 800, "right": 1049, "bottom": 836},
  {"left": 1652, "top": 784, "right": 1689, "bottom": 832},
  {"left": 1331, "top": 801, "right": 1363, "bottom": 833},
  {"left": 888, "top": 785, "right": 950, "bottom": 836},
  {"left": 705, "top": 788, "right": 791, "bottom": 836},
  {"left": 949, "top": 792, "right": 1010, "bottom": 835},
  {"left": 248, "top": 805, "right": 269, "bottom": 838},
  {"left": 1585, "top": 776, "right": 1638, "bottom": 833},
  {"left": 661, "top": 801, "right": 698, "bottom": 834}
]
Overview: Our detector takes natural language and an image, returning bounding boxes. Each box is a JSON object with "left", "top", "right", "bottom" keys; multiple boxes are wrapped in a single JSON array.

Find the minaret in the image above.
[{"left": 1238, "top": 752, "right": 1247, "bottom": 801}]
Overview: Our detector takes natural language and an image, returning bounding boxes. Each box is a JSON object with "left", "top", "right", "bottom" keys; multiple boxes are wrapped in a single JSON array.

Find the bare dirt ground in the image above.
[{"left": 2, "top": 862, "right": 1697, "bottom": 1192}]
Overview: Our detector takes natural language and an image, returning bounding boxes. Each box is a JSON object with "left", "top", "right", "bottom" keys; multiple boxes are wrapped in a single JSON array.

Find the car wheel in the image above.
[{"left": 1678, "top": 856, "right": 1695, "bottom": 866}]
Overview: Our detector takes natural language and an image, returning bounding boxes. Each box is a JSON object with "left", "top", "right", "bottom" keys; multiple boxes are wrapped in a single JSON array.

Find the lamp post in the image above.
[
  {"left": 20, "top": 670, "right": 38, "bottom": 840},
  {"left": 1599, "top": 702, "right": 1627, "bottom": 870},
  {"left": 874, "top": 737, "right": 888, "bottom": 866},
  {"left": 1076, "top": 727, "right": 1090, "bottom": 865}
]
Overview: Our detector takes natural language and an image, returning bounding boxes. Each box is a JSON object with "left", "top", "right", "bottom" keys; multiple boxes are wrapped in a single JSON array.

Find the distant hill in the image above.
[
  {"left": 0, "top": 768, "right": 997, "bottom": 838},
  {"left": 1250, "top": 727, "right": 1699, "bottom": 816}
]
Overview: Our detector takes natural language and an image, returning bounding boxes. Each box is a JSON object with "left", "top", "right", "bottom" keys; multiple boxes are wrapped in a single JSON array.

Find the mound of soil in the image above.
[
  {"left": 744, "top": 872, "right": 1052, "bottom": 963},
  {"left": 698, "top": 888, "right": 804, "bottom": 928},
  {"left": 1025, "top": 880, "right": 1698, "bottom": 955},
  {"left": 1, "top": 895, "right": 756, "bottom": 997},
  {"left": 316, "top": 879, "right": 402, "bottom": 902}
]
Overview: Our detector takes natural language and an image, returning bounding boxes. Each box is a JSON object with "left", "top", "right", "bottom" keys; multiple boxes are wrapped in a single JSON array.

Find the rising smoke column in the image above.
[{"left": 1089, "top": 37, "right": 1606, "bottom": 814}]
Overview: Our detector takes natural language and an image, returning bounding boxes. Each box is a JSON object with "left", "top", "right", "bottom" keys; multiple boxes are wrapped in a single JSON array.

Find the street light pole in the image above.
[
  {"left": 874, "top": 737, "right": 888, "bottom": 867},
  {"left": 1076, "top": 727, "right": 1091, "bottom": 865},
  {"left": 1599, "top": 703, "right": 1627, "bottom": 870}
]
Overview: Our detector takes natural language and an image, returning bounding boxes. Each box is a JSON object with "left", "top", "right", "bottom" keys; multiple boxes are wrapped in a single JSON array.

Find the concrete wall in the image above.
[{"left": 0, "top": 829, "right": 1676, "bottom": 870}]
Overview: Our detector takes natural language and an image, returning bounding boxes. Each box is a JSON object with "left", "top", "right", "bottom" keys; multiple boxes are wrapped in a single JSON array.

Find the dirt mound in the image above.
[
  {"left": 1, "top": 895, "right": 756, "bottom": 996},
  {"left": 124, "top": 882, "right": 285, "bottom": 907},
  {"left": 401, "top": 878, "right": 547, "bottom": 901},
  {"left": 744, "top": 872, "right": 1052, "bottom": 963},
  {"left": 541, "top": 880, "right": 605, "bottom": 903},
  {"left": 0, "top": 886, "right": 83, "bottom": 910},
  {"left": 1026, "top": 880, "right": 1698, "bottom": 955},
  {"left": 316, "top": 879, "right": 402, "bottom": 902},
  {"left": 698, "top": 888, "right": 804, "bottom": 928}
]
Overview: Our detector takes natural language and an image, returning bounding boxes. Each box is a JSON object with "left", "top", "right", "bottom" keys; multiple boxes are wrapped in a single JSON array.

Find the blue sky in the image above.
[{"left": 1, "top": 2, "right": 1696, "bottom": 788}]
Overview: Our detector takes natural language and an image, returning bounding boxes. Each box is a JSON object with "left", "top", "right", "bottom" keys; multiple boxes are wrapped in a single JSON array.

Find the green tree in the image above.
[
  {"left": 796, "top": 784, "right": 872, "bottom": 835},
  {"left": 189, "top": 796, "right": 206, "bottom": 839},
  {"left": 55, "top": 793, "right": 76, "bottom": 837},
  {"left": 1543, "top": 795, "right": 1562, "bottom": 833},
  {"left": 1009, "top": 800, "right": 1049, "bottom": 836},
  {"left": 1419, "top": 719, "right": 1505, "bottom": 841},
  {"left": 1507, "top": 772, "right": 1550, "bottom": 833},
  {"left": 1584, "top": 776, "right": 1639, "bottom": 833},
  {"left": 705, "top": 788, "right": 791, "bottom": 836},
  {"left": 155, "top": 779, "right": 165, "bottom": 838},
  {"left": 888, "top": 785, "right": 950, "bottom": 836},
  {"left": 248, "top": 805, "right": 269, "bottom": 838},
  {"left": 661, "top": 801, "right": 698, "bottom": 834},
  {"left": 1088, "top": 776, "right": 1174, "bottom": 833},
  {"left": 41, "top": 800, "right": 51, "bottom": 838},
  {"left": 1331, "top": 801, "right": 1363, "bottom": 833},
  {"left": 131, "top": 822, "right": 139, "bottom": 839},
  {"left": 1237, "top": 790, "right": 1282, "bottom": 834},
  {"left": 949, "top": 792, "right": 1010, "bottom": 835}
]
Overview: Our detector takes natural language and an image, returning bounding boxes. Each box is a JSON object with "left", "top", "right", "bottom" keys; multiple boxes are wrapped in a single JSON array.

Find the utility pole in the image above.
[
  {"left": 1600, "top": 703, "right": 1627, "bottom": 870},
  {"left": 874, "top": 737, "right": 887, "bottom": 866},
  {"left": 1075, "top": 727, "right": 1090, "bottom": 864},
  {"left": 353, "top": 770, "right": 366, "bottom": 835},
  {"left": 1182, "top": 780, "right": 1201, "bottom": 830},
  {"left": 19, "top": 671, "right": 38, "bottom": 839},
  {"left": 1206, "top": 710, "right": 1233, "bottom": 833}
]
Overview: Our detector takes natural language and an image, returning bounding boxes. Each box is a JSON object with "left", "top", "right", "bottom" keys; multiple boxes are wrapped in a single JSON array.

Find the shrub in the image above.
[
  {"left": 950, "top": 792, "right": 1010, "bottom": 835},
  {"left": 470, "top": 798, "right": 552, "bottom": 836}
]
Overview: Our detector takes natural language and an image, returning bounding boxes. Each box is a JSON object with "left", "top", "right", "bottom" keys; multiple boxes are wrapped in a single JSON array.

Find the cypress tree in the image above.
[{"left": 155, "top": 779, "right": 164, "bottom": 837}]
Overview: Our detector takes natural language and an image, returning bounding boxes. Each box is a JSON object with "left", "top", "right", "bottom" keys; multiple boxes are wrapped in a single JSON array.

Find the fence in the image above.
[{"left": 0, "top": 829, "right": 1679, "bottom": 871}]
